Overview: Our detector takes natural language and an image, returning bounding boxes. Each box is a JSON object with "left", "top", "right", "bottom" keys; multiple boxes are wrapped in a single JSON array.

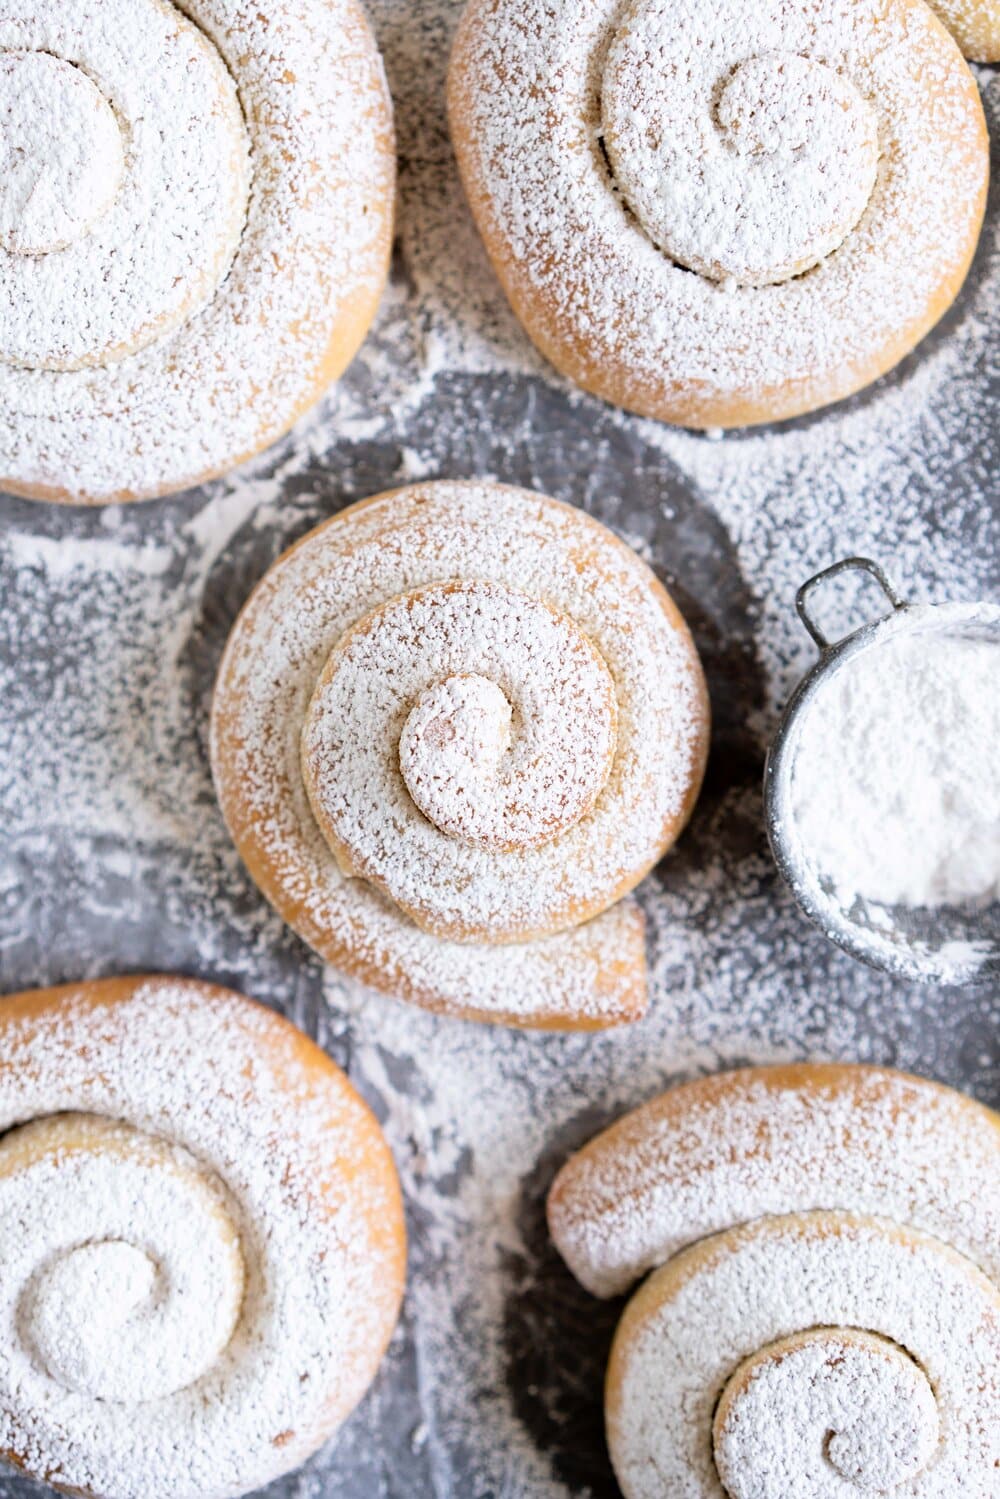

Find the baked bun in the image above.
[
  {"left": 0, "top": 0, "right": 394, "bottom": 504},
  {"left": 211, "top": 480, "right": 709, "bottom": 1030},
  {"left": 0, "top": 975, "right": 405, "bottom": 1499},
  {"left": 548, "top": 1063, "right": 1000, "bottom": 1497},
  {"left": 929, "top": 0, "right": 1000, "bottom": 59},
  {"left": 449, "top": 0, "right": 989, "bottom": 429}
]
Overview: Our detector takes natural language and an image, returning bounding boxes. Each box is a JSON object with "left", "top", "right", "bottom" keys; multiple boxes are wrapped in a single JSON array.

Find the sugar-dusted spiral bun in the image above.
[
  {"left": 0, "top": 975, "right": 406, "bottom": 1499},
  {"left": 0, "top": 0, "right": 394, "bottom": 504},
  {"left": 929, "top": 0, "right": 1000, "bottom": 60},
  {"left": 212, "top": 481, "right": 709, "bottom": 1029},
  {"left": 548, "top": 1064, "right": 1000, "bottom": 1497},
  {"left": 449, "top": 0, "right": 989, "bottom": 430}
]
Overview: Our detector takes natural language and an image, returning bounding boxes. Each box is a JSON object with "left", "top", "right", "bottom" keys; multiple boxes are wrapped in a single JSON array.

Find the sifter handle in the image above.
[{"left": 795, "top": 557, "right": 907, "bottom": 653}]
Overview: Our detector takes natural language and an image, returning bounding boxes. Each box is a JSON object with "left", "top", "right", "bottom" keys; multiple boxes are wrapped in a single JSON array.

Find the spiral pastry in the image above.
[
  {"left": 0, "top": 975, "right": 406, "bottom": 1499},
  {"left": 211, "top": 480, "right": 709, "bottom": 1029},
  {"left": 548, "top": 1063, "right": 1000, "bottom": 1498},
  {"left": 0, "top": 0, "right": 394, "bottom": 504},
  {"left": 449, "top": 0, "right": 989, "bottom": 430}
]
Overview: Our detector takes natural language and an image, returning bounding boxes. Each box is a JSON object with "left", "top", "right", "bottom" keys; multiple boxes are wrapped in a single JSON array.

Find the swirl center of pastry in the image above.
[
  {"left": 400, "top": 673, "right": 514, "bottom": 846},
  {"left": 300, "top": 578, "right": 621, "bottom": 935},
  {"left": 713, "top": 1327, "right": 939, "bottom": 1495},
  {"left": 0, "top": 51, "right": 124, "bottom": 256},
  {"left": 5, "top": 1112, "right": 245, "bottom": 1405},
  {"left": 396, "top": 656, "right": 615, "bottom": 851},
  {"left": 601, "top": 0, "right": 880, "bottom": 287},
  {"left": 26, "top": 1239, "right": 158, "bottom": 1394},
  {"left": 0, "top": 10, "right": 252, "bottom": 375}
]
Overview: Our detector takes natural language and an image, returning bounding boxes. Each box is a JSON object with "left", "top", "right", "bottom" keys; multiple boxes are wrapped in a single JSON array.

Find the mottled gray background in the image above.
[{"left": 0, "top": 18, "right": 997, "bottom": 1499}]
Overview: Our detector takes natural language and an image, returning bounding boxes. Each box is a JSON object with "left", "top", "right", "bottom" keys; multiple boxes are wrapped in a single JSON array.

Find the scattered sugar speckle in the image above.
[{"left": 0, "top": 3, "right": 997, "bottom": 1493}]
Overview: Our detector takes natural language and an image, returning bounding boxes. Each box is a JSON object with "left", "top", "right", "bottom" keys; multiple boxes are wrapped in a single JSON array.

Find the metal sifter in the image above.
[{"left": 763, "top": 557, "right": 1000, "bottom": 985}]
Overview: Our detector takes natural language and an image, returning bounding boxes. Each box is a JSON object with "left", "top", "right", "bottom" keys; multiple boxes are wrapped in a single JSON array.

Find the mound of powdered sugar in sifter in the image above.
[{"left": 789, "top": 621, "right": 1000, "bottom": 909}]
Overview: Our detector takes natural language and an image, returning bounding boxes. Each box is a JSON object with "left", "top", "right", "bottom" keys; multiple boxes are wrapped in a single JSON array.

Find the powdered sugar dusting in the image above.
[
  {"left": 214, "top": 482, "right": 707, "bottom": 1021},
  {"left": 295, "top": 548, "right": 699, "bottom": 945},
  {"left": 397, "top": 659, "right": 613, "bottom": 855},
  {"left": 0, "top": 7, "right": 249, "bottom": 374},
  {"left": 0, "top": 52, "right": 123, "bottom": 259},
  {"left": 603, "top": 36, "right": 880, "bottom": 287},
  {"left": 552, "top": 1068, "right": 1000, "bottom": 1495},
  {"left": 928, "top": 0, "right": 1000, "bottom": 62},
  {"left": 449, "top": 0, "right": 988, "bottom": 425},
  {"left": 303, "top": 578, "right": 622, "bottom": 934},
  {"left": 0, "top": 977, "right": 403, "bottom": 1499},
  {"left": 0, "top": 0, "right": 393, "bottom": 499},
  {"left": 8, "top": 1115, "right": 245, "bottom": 1406},
  {"left": 0, "top": 4, "right": 997, "bottom": 1493},
  {"left": 547, "top": 1065, "right": 1000, "bottom": 1296},
  {"left": 608, "top": 1213, "right": 1000, "bottom": 1497},
  {"left": 714, "top": 1328, "right": 940, "bottom": 1496}
]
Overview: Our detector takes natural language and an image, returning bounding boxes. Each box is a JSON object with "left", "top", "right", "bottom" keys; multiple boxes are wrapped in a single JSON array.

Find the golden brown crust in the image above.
[
  {"left": 212, "top": 481, "right": 709, "bottom": 1029},
  {"left": 0, "top": 0, "right": 395, "bottom": 505},
  {"left": 549, "top": 1064, "right": 1000, "bottom": 1497},
  {"left": 0, "top": 227, "right": 394, "bottom": 507},
  {"left": 0, "top": 974, "right": 407, "bottom": 1497},
  {"left": 548, "top": 1061, "right": 1000, "bottom": 1296},
  {"left": 0, "top": 974, "right": 406, "bottom": 1248},
  {"left": 551, "top": 1062, "right": 1000, "bottom": 1210},
  {"left": 448, "top": 0, "right": 989, "bottom": 430},
  {"left": 928, "top": 0, "right": 1000, "bottom": 60}
]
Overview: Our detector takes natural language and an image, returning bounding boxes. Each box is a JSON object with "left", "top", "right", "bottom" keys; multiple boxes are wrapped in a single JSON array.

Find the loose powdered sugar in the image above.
[
  {"left": 0, "top": 1, "right": 997, "bottom": 1492},
  {"left": 788, "top": 613, "right": 1000, "bottom": 908}
]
